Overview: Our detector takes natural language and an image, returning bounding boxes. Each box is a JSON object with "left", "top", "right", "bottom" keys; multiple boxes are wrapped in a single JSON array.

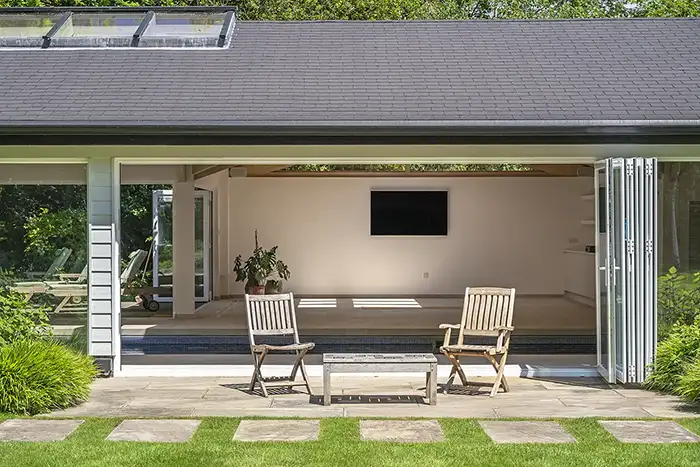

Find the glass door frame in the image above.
[
  {"left": 152, "top": 189, "right": 212, "bottom": 303},
  {"left": 595, "top": 160, "right": 617, "bottom": 382}
]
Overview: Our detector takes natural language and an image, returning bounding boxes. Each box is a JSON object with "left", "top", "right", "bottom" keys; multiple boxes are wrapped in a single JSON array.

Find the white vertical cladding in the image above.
[{"left": 87, "top": 158, "right": 116, "bottom": 362}]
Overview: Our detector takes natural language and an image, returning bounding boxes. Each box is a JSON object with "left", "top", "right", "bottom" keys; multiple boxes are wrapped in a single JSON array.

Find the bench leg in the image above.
[
  {"left": 428, "top": 363, "right": 437, "bottom": 405},
  {"left": 323, "top": 363, "right": 331, "bottom": 406}
]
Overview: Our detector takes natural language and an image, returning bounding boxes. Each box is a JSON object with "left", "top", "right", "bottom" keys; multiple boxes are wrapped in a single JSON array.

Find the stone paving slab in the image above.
[
  {"left": 360, "top": 420, "right": 444, "bottom": 443},
  {"left": 107, "top": 419, "right": 201, "bottom": 443},
  {"left": 599, "top": 421, "right": 700, "bottom": 443},
  {"left": 479, "top": 421, "right": 576, "bottom": 444},
  {"left": 0, "top": 419, "right": 84, "bottom": 442},
  {"left": 233, "top": 420, "right": 320, "bottom": 442}
]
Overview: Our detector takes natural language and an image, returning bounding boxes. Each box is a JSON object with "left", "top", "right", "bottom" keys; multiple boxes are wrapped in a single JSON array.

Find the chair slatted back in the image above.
[
  {"left": 458, "top": 287, "right": 516, "bottom": 345},
  {"left": 45, "top": 248, "right": 72, "bottom": 279},
  {"left": 245, "top": 293, "right": 300, "bottom": 346},
  {"left": 121, "top": 249, "right": 148, "bottom": 284}
]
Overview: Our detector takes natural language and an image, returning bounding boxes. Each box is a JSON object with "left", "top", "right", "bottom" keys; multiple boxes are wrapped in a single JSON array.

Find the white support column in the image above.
[
  {"left": 87, "top": 157, "right": 119, "bottom": 374},
  {"left": 217, "top": 172, "right": 230, "bottom": 298},
  {"left": 173, "top": 166, "right": 196, "bottom": 316}
]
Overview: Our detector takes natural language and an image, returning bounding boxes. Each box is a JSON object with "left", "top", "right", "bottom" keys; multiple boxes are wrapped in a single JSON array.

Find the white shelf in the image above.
[
  {"left": 580, "top": 194, "right": 595, "bottom": 201},
  {"left": 581, "top": 220, "right": 595, "bottom": 225}
]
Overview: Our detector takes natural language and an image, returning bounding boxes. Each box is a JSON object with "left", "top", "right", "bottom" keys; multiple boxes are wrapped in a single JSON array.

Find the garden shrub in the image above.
[
  {"left": 657, "top": 267, "right": 700, "bottom": 339},
  {"left": 677, "top": 358, "right": 700, "bottom": 403},
  {"left": 645, "top": 319, "right": 700, "bottom": 394},
  {"left": 0, "top": 287, "right": 51, "bottom": 346},
  {"left": 0, "top": 339, "right": 98, "bottom": 415}
]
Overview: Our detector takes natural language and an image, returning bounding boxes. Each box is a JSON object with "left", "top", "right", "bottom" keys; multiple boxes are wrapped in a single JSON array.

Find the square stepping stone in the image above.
[
  {"left": 107, "top": 419, "right": 200, "bottom": 443},
  {"left": 360, "top": 420, "right": 444, "bottom": 443},
  {"left": 233, "top": 420, "right": 319, "bottom": 442},
  {"left": 479, "top": 421, "right": 575, "bottom": 444},
  {"left": 599, "top": 421, "right": 700, "bottom": 443},
  {"left": 0, "top": 419, "right": 84, "bottom": 442}
]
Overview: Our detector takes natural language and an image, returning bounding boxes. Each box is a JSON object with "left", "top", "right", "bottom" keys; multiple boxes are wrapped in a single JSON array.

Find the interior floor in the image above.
[{"left": 115, "top": 295, "right": 595, "bottom": 337}]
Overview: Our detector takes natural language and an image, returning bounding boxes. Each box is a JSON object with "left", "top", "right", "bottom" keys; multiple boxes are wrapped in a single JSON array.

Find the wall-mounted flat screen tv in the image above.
[{"left": 370, "top": 190, "right": 448, "bottom": 236}]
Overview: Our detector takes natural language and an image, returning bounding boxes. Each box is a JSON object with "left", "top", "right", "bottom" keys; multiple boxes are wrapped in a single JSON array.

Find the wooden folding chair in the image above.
[
  {"left": 244, "top": 293, "right": 315, "bottom": 397},
  {"left": 439, "top": 287, "right": 516, "bottom": 397}
]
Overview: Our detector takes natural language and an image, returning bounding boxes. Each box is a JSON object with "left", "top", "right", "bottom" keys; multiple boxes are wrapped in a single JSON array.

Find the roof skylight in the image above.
[{"left": 0, "top": 7, "right": 236, "bottom": 49}]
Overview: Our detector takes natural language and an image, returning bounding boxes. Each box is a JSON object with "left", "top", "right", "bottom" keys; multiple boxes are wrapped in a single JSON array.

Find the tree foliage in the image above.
[{"left": 1, "top": 0, "right": 687, "bottom": 19}]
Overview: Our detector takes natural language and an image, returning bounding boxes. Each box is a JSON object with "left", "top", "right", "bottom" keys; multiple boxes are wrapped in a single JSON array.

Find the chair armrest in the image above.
[
  {"left": 439, "top": 324, "right": 460, "bottom": 348},
  {"left": 495, "top": 326, "right": 514, "bottom": 353}
]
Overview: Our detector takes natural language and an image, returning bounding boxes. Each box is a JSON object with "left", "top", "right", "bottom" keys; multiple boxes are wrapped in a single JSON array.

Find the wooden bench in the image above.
[{"left": 322, "top": 353, "right": 438, "bottom": 406}]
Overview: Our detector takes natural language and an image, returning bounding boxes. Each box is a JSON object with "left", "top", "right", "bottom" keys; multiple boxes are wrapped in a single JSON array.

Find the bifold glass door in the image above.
[
  {"left": 595, "top": 158, "right": 657, "bottom": 384},
  {"left": 152, "top": 189, "right": 212, "bottom": 303}
]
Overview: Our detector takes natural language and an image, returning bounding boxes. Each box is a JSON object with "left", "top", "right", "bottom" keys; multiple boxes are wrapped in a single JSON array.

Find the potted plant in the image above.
[{"left": 233, "top": 230, "right": 291, "bottom": 295}]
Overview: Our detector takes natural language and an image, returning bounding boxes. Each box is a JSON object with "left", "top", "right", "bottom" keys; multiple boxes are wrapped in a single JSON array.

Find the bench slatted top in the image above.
[{"left": 324, "top": 353, "right": 437, "bottom": 364}]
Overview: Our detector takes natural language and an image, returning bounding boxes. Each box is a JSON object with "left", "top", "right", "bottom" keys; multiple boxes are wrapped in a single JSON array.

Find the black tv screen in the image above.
[{"left": 370, "top": 190, "right": 448, "bottom": 236}]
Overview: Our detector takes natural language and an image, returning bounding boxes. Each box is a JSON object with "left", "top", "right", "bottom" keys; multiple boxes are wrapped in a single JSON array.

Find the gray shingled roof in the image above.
[{"left": 1, "top": 19, "right": 699, "bottom": 128}]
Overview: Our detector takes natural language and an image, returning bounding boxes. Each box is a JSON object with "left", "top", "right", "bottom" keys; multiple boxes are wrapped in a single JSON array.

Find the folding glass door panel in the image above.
[
  {"left": 153, "top": 189, "right": 212, "bottom": 303},
  {"left": 595, "top": 158, "right": 657, "bottom": 384}
]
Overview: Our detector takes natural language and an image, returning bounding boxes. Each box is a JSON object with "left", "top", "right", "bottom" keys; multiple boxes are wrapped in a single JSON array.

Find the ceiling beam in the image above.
[
  {"left": 527, "top": 164, "right": 591, "bottom": 176},
  {"left": 193, "top": 164, "right": 234, "bottom": 180},
  {"left": 243, "top": 165, "right": 290, "bottom": 176}
]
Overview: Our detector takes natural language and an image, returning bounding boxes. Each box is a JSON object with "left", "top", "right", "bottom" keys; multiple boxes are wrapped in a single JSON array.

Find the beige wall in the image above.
[{"left": 226, "top": 176, "right": 594, "bottom": 295}]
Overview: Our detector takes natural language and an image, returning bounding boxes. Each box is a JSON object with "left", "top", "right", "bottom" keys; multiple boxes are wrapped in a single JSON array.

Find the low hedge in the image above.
[
  {"left": 0, "top": 339, "right": 99, "bottom": 415},
  {"left": 645, "top": 319, "right": 700, "bottom": 403},
  {"left": 678, "top": 358, "right": 700, "bottom": 403}
]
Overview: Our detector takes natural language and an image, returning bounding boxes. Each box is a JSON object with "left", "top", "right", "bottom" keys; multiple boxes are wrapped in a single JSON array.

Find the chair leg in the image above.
[
  {"left": 53, "top": 295, "right": 71, "bottom": 313},
  {"left": 444, "top": 353, "right": 468, "bottom": 393},
  {"left": 290, "top": 350, "right": 304, "bottom": 380},
  {"left": 487, "top": 352, "right": 509, "bottom": 397},
  {"left": 449, "top": 354, "right": 469, "bottom": 385},
  {"left": 250, "top": 351, "right": 269, "bottom": 397},
  {"left": 299, "top": 360, "right": 313, "bottom": 396}
]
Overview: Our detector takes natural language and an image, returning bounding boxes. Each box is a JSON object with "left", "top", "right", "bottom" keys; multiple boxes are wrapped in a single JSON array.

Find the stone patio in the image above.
[
  {"left": 233, "top": 420, "right": 320, "bottom": 441},
  {"left": 107, "top": 419, "right": 201, "bottom": 443},
  {"left": 599, "top": 421, "right": 700, "bottom": 443},
  {"left": 360, "top": 420, "right": 444, "bottom": 442},
  {"left": 479, "top": 421, "right": 576, "bottom": 444},
  {"left": 46, "top": 375, "right": 700, "bottom": 419},
  {"left": 0, "top": 419, "right": 84, "bottom": 442}
]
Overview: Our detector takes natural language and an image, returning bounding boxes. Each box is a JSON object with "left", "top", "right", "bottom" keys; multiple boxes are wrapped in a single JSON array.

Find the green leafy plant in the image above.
[
  {"left": 677, "top": 357, "right": 700, "bottom": 403},
  {"left": 644, "top": 319, "right": 700, "bottom": 394},
  {"left": 233, "top": 230, "right": 290, "bottom": 294},
  {"left": 0, "top": 287, "right": 51, "bottom": 347},
  {"left": 0, "top": 339, "right": 99, "bottom": 415},
  {"left": 657, "top": 267, "right": 700, "bottom": 339}
]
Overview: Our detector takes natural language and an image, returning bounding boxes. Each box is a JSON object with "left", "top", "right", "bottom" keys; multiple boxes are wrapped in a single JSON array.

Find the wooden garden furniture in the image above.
[
  {"left": 244, "top": 293, "right": 314, "bottom": 397},
  {"left": 439, "top": 287, "right": 516, "bottom": 397}
]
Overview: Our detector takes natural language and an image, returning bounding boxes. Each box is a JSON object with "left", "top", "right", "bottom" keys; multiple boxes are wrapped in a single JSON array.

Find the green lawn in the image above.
[{"left": 0, "top": 418, "right": 699, "bottom": 467}]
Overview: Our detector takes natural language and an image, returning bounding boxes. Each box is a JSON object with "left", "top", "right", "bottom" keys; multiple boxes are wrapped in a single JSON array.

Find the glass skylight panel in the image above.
[
  {"left": 0, "top": 13, "right": 58, "bottom": 47},
  {"left": 138, "top": 12, "right": 231, "bottom": 48},
  {"left": 0, "top": 8, "right": 236, "bottom": 48},
  {"left": 144, "top": 13, "right": 224, "bottom": 37},
  {"left": 50, "top": 13, "right": 143, "bottom": 47}
]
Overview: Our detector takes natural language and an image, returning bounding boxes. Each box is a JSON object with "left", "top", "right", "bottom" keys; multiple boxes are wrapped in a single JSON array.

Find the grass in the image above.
[{"left": 0, "top": 417, "right": 699, "bottom": 467}]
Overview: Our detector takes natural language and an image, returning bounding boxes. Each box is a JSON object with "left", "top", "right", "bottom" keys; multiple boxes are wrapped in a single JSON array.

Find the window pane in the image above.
[
  {"left": 0, "top": 14, "right": 58, "bottom": 38},
  {"left": 144, "top": 13, "right": 224, "bottom": 37},
  {"left": 57, "top": 13, "right": 143, "bottom": 38}
]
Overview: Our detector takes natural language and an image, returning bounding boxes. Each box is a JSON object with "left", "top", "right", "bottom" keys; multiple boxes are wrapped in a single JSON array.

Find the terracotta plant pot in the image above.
[{"left": 250, "top": 285, "right": 267, "bottom": 295}]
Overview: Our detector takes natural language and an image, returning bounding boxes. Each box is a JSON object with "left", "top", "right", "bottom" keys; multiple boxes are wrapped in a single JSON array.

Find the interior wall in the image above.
[{"left": 226, "top": 176, "right": 593, "bottom": 295}]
